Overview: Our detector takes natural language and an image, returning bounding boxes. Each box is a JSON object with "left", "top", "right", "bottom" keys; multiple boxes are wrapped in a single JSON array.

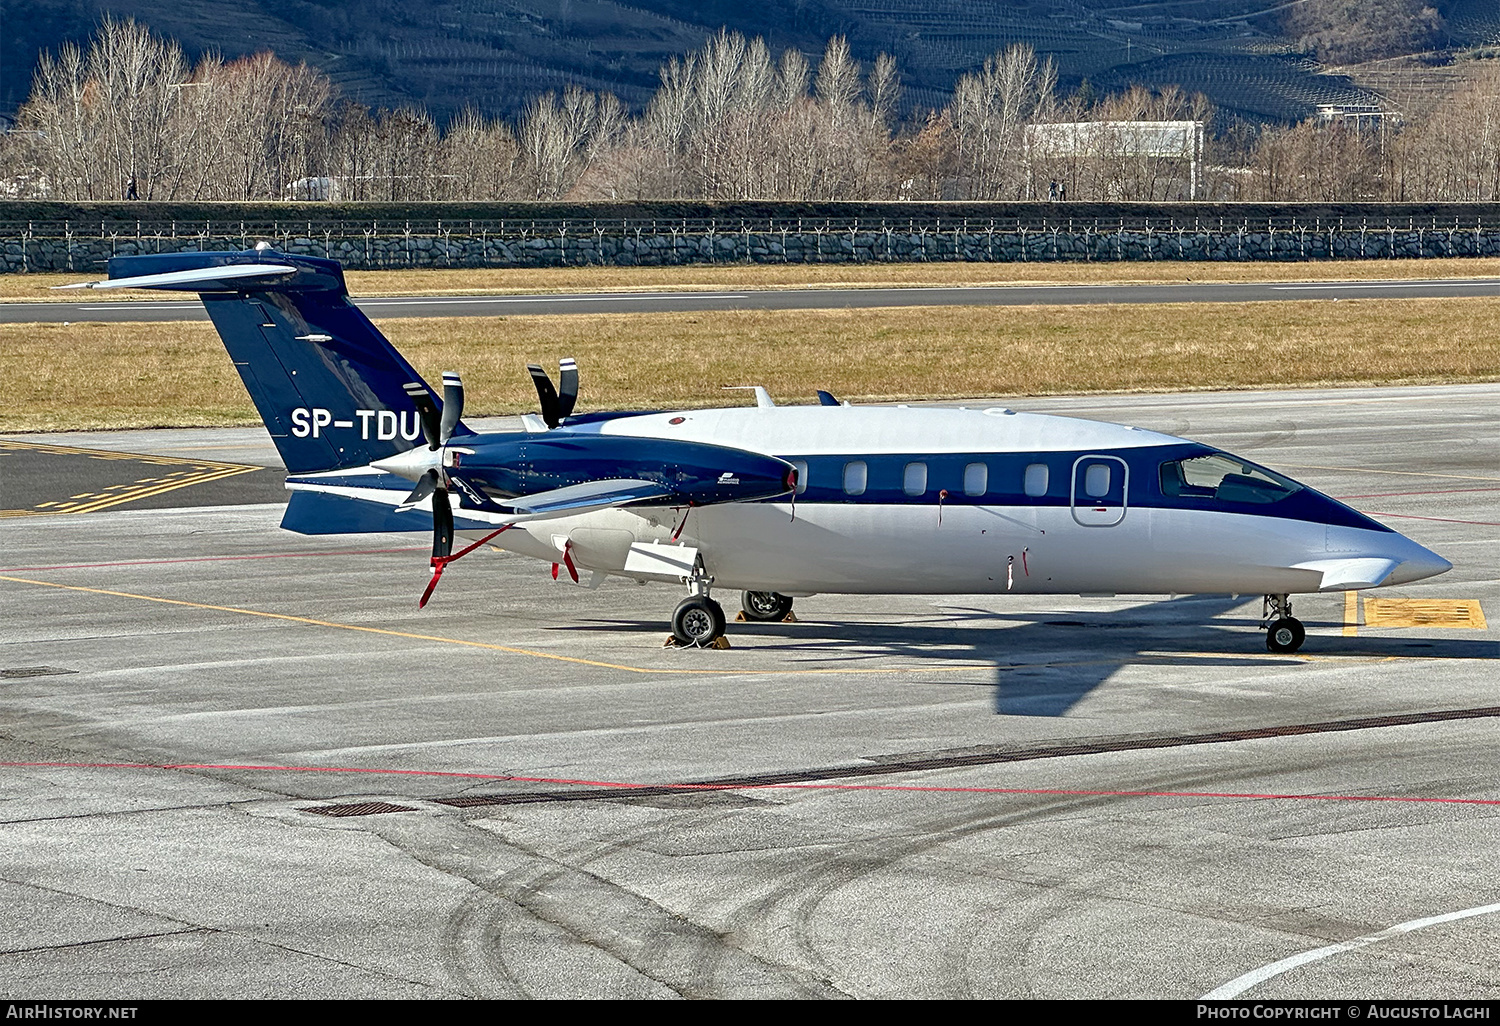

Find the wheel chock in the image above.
[
  {"left": 663, "top": 635, "right": 732, "bottom": 649},
  {"left": 735, "top": 611, "right": 797, "bottom": 623}
]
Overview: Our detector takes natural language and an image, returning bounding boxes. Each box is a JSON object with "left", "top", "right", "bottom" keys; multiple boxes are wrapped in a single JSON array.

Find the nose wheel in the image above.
[
  {"left": 670, "top": 557, "right": 727, "bottom": 647},
  {"left": 672, "top": 595, "right": 727, "bottom": 646},
  {"left": 1263, "top": 594, "right": 1305, "bottom": 653}
]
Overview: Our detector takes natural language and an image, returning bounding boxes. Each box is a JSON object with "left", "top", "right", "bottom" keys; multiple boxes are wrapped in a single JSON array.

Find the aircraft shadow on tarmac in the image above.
[{"left": 565, "top": 594, "right": 1499, "bottom": 717}]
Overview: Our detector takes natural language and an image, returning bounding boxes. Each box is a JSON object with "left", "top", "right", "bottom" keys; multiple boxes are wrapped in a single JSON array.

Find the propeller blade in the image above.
[
  {"left": 402, "top": 382, "right": 442, "bottom": 449},
  {"left": 527, "top": 363, "right": 560, "bottom": 428},
  {"left": 557, "top": 357, "right": 579, "bottom": 421},
  {"left": 432, "top": 486, "right": 454, "bottom": 560},
  {"left": 439, "top": 371, "right": 464, "bottom": 444},
  {"left": 399, "top": 468, "right": 441, "bottom": 510}
]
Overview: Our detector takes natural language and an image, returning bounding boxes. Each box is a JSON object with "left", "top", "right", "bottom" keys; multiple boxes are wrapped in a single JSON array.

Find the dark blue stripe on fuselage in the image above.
[{"left": 772, "top": 442, "right": 1390, "bottom": 532}]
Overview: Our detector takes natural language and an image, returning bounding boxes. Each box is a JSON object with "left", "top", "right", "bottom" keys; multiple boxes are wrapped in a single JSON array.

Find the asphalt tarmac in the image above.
[
  {"left": 1, "top": 384, "right": 1497, "bottom": 999},
  {"left": 8, "top": 276, "right": 1500, "bottom": 322}
]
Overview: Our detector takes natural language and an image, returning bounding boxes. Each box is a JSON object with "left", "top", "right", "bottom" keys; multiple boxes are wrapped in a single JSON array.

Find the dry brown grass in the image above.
[
  {"left": 4, "top": 257, "right": 1500, "bottom": 302},
  {"left": 4, "top": 297, "right": 1499, "bottom": 432}
]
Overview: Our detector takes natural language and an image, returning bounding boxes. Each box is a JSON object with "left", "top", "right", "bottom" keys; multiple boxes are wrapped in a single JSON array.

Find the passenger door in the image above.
[{"left": 1071, "top": 455, "right": 1128, "bottom": 527}]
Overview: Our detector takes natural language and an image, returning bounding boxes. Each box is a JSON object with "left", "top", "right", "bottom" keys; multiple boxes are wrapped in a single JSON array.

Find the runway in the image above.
[
  {"left": 7, "top": 276, "right": 1500, "bottom": 322},
  {"left": 2, "top": 384, "right": 1497, "bottom": 998}
]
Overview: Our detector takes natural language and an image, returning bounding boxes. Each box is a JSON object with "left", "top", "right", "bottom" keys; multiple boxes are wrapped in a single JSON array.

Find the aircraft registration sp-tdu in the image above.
[{"left": 62, "top": 250, "right": 1452, "bottom": 651}]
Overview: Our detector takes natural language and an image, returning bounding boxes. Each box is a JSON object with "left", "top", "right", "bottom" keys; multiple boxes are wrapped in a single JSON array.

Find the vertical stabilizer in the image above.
[{"left": 91, "top": 251, "right": 464, "bottom": 473}]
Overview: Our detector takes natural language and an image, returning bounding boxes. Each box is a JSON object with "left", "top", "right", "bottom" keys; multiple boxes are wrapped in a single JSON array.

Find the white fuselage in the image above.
[{"left": 475, "top": 405, "right": 1450, "bottom": 597}]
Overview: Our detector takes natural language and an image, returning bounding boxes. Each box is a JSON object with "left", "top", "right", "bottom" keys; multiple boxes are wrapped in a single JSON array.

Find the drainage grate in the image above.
[
  {"left": 301, "top": 801, "right": 418, "bottom": 817},
  {"left": 1, "top": 666, "right": 77, "bottom": 679}
]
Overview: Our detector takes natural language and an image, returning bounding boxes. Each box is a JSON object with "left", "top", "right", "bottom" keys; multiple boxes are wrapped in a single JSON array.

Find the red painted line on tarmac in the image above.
[
  {"left": 0, "top": 548, "right": 425, "bottom": 573},
  {"left": 1358, "top": 510, "right": 1500, "bottom": 527},
  {"left": 5, "top": 760, "right": 1499, "bottom": 807},
  {"left": 1337, "top": 486, "right": 1500, "bottom": 500}
]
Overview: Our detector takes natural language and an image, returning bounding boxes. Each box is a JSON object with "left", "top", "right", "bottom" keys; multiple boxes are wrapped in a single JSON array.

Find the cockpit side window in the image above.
[{"left": 1158, "top": 453, "right": 1302, "bottom": 505}]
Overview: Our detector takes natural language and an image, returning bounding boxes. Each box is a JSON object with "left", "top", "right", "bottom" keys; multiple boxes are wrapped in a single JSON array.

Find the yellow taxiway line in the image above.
[
  {"left": 0, "top": 439, "right": 261, "bottom": 517},
  {"left": 0, "top": 573, "right": 1480, "bottom": 678}
]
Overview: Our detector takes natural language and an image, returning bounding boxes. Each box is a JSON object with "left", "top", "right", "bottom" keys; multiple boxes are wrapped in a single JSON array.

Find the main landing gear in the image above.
[
  {"left": 739, "top": 590, "right": 795, "bottom": 622},
  {"left": 1263, "top": 594, "right": 1306, "bottom": 653},
  {"left": 670, "top": 559, "right": 726, "bottom": 647},
  {"left": 670, "top": 578, "right": 797, "bottom": 647}
]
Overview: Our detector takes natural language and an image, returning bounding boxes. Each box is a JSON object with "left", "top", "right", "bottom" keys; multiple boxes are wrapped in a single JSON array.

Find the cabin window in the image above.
[
  {"left": 1084, "top": 463, "right": 1111, "bottom": 498},
  {"left": 1159, "top": 453, "right": 1301, "bottom": 505},
  {"left": 1024, "top": 463, "right": 1049, "bottom": 497},
  {"left": 843, "top": 460, "right": 867, "bottom": 496},
  {"left": 963, "top": 462, "right": 987, "bottom": 496},
  {"left": 791, "top": 460, "right": 808, "bottom": 495},
  {"left": 903, "top": 462, "right": 927, "bottom": 496}
]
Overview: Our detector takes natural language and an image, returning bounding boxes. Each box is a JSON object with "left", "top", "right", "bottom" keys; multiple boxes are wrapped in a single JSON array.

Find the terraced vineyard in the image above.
[{"left": 5, "top": 0, "right": 1498, "bottom": 124}]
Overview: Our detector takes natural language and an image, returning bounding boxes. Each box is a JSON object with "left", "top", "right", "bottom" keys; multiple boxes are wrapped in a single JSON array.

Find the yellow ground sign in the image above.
[{"left": 1363, "top": 598, "right": 1488, "bottom": 630}]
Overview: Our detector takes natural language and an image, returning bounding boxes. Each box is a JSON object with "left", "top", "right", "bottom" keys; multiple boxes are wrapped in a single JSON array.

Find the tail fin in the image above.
[{"left": 81, "top": 250, "right": 462, "bottom": 474}]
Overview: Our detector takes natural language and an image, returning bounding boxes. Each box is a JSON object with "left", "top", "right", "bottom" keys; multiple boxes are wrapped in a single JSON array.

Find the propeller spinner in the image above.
[{"left": 395, "top": 372, "right": 465, "bottom": 562}]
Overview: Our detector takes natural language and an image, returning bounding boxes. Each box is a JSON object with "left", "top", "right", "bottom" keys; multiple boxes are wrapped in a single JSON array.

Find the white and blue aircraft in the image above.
[{"left": 63, "top": 250, "right": 1452, "bottom": 651}]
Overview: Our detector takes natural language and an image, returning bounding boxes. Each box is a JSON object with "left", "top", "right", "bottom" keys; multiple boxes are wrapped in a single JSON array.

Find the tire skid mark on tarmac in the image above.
[
  {"left": 431, "top": 705, "right": 1500, "bottom": 807},
  {"left": 379, "top": 812, "right": 844, "bottom": 998}
]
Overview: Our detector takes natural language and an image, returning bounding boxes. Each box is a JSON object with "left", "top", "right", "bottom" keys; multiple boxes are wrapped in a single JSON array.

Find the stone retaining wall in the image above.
[{"left": 7, "top": 217, "right": 1500, "bottom": 273}]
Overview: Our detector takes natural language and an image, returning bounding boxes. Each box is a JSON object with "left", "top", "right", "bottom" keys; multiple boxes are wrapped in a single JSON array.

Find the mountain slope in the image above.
[{"left": 0, "top": 0, "right": 1480, "bottom": 125}]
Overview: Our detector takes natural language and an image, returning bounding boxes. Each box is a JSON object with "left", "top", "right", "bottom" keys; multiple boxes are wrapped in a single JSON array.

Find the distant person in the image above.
[
  {"left": 1058, "top": 181, "right": 1067, "bottom": 201},
  {"left": 125, "top": 175, "right": 138, "bottom": 200},
  {"left": 1048, "top": 180, "right": 1058, "bottom": 201}
]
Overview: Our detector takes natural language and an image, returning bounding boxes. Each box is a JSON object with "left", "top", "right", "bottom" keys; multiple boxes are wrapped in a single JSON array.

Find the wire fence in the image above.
[{"left": 7, "top": 213, "right": 1500, "bottom": 272}]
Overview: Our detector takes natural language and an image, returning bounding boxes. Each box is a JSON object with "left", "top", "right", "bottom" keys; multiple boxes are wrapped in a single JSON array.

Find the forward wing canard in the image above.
[{"left": 1292, "top": 557, "right": 1402, "bottom": 591}]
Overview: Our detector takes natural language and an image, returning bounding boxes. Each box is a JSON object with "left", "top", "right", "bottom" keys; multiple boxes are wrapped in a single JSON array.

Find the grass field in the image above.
[
  {"left": 4, "top": 257, "right": 1500, "bottom": 302},
  {"left": 3, "top": 297, "right": 1498, "bottom": 432}
]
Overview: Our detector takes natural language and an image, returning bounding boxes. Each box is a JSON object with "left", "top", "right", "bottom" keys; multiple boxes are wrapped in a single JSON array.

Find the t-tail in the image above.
[{"left": 61, "top": 249, "right": 463, "bottom": 474}]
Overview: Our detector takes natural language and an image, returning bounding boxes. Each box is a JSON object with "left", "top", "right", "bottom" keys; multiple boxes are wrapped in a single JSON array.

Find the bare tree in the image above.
[
  {"left": 868, "top": 52, "right": 901, "bottom": 135},
  {"left": 519, "top": 85, "right": 616, "bottom": 200},
  {"left": 87, "top": 16, "right": 188, "bottom": 199},
  {"left": 946, "top": 43, "right": 1054, "bottom": 199}
]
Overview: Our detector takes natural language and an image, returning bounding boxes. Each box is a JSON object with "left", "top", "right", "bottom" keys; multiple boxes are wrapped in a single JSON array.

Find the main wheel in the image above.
[
  {"left": 1266, "top": 617, "right": 1306, "bottom": 653},
  {"left": 741, "top": 590, "right": 794, "bottom": 622},
  {"left": 672, "top": 596, "right": 726, "bottom": 647}
]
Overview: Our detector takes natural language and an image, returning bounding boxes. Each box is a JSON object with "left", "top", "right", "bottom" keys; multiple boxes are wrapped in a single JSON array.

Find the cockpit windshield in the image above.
[{"left": 1158, "top": 452, "right": 1303, "bottom": 505}]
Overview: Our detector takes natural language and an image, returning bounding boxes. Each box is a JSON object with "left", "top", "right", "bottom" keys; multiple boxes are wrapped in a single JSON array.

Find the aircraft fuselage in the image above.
[{"left": 474, "top": 404, "right": 1449, "bottom": 598}]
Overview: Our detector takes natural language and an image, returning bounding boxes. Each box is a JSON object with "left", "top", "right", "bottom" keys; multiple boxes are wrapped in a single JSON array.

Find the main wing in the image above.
[{"left": 280, "top": 470, "right": 674, "bottom": 535}]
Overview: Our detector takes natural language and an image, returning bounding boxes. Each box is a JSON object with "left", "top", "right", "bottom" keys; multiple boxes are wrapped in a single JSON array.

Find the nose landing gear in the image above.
[
  {"left": 670, "top": 558, "right": 726, "bottom": 647},
  {"left": 1264, "top": 594, "right": 1306, "bottom": 653}
]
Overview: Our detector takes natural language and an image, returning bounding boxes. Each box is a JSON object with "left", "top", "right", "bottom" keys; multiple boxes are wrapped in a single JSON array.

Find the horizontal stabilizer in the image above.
[
  {"left": 53, "top": 263, "right": 297, "bottom": 292},
  {"left": 1293, "top": 557, "right": 1401, "bottom": 591},
  {"left": 64, "top": 250, "right": 450, "bottom": 476},
  {"left": 503, "top": 478, "right": 671, "bottom": 516}
]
